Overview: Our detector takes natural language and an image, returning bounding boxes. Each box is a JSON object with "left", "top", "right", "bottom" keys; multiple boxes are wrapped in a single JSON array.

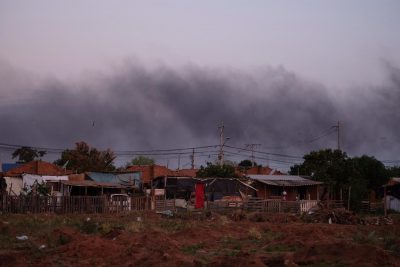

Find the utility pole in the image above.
[
  {"left": 333, "top": 121, "right": 341, "bottom": 150},
  {"left": 245, "top": 144, "right": 261, "bottom": 167},
  {"left": 218, "top": 122, "right": 224, "bottom": 166},
  {"left": 190, "top": 148, "right": 195, "bottom": 169},
  {"left": 218, "top": 122, "right": 230, "bottom": 166},
  {"left": 178, "top": 154, "right": 181, "bottom": 170},
  {"left": 337, "top": 121, "right": 340, "bottom": 150}
]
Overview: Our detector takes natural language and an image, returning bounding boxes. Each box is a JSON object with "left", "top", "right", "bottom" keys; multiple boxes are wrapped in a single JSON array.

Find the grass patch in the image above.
[
  {"left": 300, "top": 263, "right": 350, "bottom": 267},
  {"left": 262, "top": 229, "right": 283, "bottom": 241},
  {"left": 383, "top": 234, "right": 400, "bottom": 255},
  {"left": 159, "top": 219, "right": 188, "bottom": 232},
  {"left": 181, "top": 243, "right": 204, "bottom": 255},
  {"left": 352, "top": 230, "right": 378, "bottom": 245},
  {"left": 264, "top": 244, "right": 298, "bottom": 253},
  {"left": 248, "top": 227, "right": 262, "bottom": 240}
]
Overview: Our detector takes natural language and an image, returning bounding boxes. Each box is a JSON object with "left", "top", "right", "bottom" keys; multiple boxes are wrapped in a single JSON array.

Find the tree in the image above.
[
  {"left": 12, "top": 146, "right": 46, "bottom": 163},
  {"left": 196, "top": 162, "right": 238, "bottom": 178},
  {"left": 289, "top": 149, "right": 348, "bottom": 188},
  {"left": 290, "top": 149, "right": 389, "bottom": 210},
  {"left": 386, "top": 166, "right": 400, "bottom": 178},
  {"left": 129, "top": 156, "right": 155, "bottom": 166},
  {"left": 54, "top": 142, "right": 116, "bottom": 173},
  {"left": 239, "top": 160, "right": 254, "bottom": 168}
]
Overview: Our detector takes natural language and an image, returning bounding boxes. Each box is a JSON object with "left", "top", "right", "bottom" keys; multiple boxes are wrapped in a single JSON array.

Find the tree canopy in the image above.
[
  {"left": 196, "top": 162, "right": 238, "bottom": 178},
  {"left": 238, "top": 159, "right": 255, "bottom": 168},
  {"left": 289, "top": 149, "right": 389, "bottom": 210},
  {"left": 129, "top": 156, "right": 155, "bottom": 166},
  {"left": 12, "top": 146, "right": 46, "bottom": 163},
  {"left": 54, "top": 142, "right": 116, "bottom": 173}
]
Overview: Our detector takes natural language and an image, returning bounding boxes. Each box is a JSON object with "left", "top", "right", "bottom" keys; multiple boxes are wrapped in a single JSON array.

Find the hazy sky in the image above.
[
  {"left": 1, "top": 1, "right": 399, "bottom": 87},
  {"left": 1, "top": 1, "right": 400, "bottom": 170}
]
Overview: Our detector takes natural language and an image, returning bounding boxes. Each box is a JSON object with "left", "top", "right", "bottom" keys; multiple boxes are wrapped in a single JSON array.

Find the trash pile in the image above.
[
  {"left": 302, "top": 208, "right": 394, "bottom": 225},
  {"left": 303, "top": 208, "right": 360, "bottom": 224}
]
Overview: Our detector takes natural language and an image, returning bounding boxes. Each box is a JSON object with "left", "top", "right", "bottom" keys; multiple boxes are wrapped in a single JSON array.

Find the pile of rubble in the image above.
[{"left": 302, "top": 208, "right": 394, "bottom": 225}]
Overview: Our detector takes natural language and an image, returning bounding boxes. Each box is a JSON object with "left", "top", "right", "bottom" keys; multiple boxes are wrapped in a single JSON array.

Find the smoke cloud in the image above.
[{"left": 0, "top": 60, "right": 399, "bottom": 169}]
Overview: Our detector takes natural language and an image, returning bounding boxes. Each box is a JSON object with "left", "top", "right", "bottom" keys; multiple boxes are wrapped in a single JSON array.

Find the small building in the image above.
[
  {"left": 249, "top": 175, "right": 323, "bottom": 201},
  {"left": 60, "top": 171, "right": 142, "bottom": 196},
  {"left": 384, "top": 177, "right": 400, "bottom": 212},
  {"left": 3, "top": 160, "right": 73, "bottom": 196},
  {"left": 153, "top": 176, "right": 257, "bottom": 203},
  {"left": 126, "top": 164, "right": 198, "bottom": 187}
]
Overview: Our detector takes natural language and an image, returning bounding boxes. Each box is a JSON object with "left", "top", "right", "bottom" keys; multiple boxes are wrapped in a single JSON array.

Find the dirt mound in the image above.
[
  {"left": 294, "top": 241, "right": 396, "bottom": 266},
  {"left": 247, "top": 212, "right": 299, "bottom": 223}
]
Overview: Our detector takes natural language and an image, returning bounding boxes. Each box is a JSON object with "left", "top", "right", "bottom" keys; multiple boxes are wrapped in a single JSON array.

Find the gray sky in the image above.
[
  {"left": 1, "top": 1, "right": 399, "bottom": 87},
  {"left": 1, "top": 1, "right": 400, "bottom": 170}
]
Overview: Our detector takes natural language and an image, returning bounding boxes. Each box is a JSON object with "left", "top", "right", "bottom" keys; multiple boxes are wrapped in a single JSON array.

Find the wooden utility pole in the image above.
[
  {"left": 347, "top": 186, "right": 351, "bottom": 210},
  {"left": 336, "top": 121, "right": 340, "bottom": 150},
  {"left": 384, "top": 185, "right": 387, "bottom": 217},
  {"left": 245, "top": 144, "right": 261, "bottom": 166},
  {"left": 218, "top": 122, "right": 225, "bottom": 166},
  {"left": 191, "top": 148, "right": 195, "bottom": 169}
]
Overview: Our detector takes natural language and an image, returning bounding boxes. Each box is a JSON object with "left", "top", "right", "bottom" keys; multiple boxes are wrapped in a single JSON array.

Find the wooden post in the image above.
[
  {"left": 327, "top": 187, "right": 330, "bottom": 209},
  {"left": 347, "top": 186, "right": 351, "bottom": 211},
  {"left": 384, "top": 185, "right": 387, "bottom": 217}
]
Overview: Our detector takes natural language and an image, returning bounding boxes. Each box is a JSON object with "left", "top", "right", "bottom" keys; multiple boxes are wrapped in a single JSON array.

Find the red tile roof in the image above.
[
  {"left": 126, "top": 165, "right": 199, "bottom": 183},
  {"left": 4, "top": 161, "right": 74, "bottom": 177}
]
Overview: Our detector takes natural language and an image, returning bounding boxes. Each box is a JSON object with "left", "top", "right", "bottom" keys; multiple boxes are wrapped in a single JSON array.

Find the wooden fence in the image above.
[
  {"left": 208, "top": 198, "right": 324, "bottom": 213},
  {"left": 0, "top": 195, "right": 151, "bottom": 214}
]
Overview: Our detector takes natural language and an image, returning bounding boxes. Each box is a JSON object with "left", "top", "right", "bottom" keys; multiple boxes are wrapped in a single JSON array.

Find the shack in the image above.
[
  {"left": 60, "top": 171, "right": 142, "bottom": 196},
  {"left": 152, "top": 176, "right": 257, "bottom": 207},
  {"left": 249, "top": 175, "right": 323, "bottom": 201}
]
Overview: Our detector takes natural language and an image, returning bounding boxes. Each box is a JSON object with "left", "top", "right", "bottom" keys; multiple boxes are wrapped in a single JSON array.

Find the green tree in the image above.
[
  {"left": 289, "top": 149, "right": 348, "bottom": 188},
  {"left": 196, "top": 163, "right": 238, "bottom": 178},
  {"left": 12, "top": 146, "right": 46, "bottom": 163},
  {"left": 238, "top": 159, "right": 254, "bottom": 168},
  {"left": 54, "top": 142, "right": 116, "bottom": 173},
  {"left": 349, "top": 156, "right": 388, "bottom": 192},
  {"left": 386, "top": 166, "right": 400, "bottom": 178},
  {"left": 129, "top": 156, "right": 155, "bottom": 166},
  {"left": 290, "top": 149, "right": 389, "bottom": 210}
]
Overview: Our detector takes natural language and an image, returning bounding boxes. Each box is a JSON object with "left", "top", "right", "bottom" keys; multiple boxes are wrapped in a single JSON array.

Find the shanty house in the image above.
[
  {"left": 152, "top": 176, "right": 257, "bottom": 208},
  {"left": 126, "top": 164, "right": 198, "bottom": 187},
  {"left": 2, "top": 160, "right": 73, "bottom": 196},
  {"left": 60, "top": 171, "right": 141, "bottom": 196},
  {"left": 249, "top": 175, "right": 323, "bottom": 201},
  {"left": 384, "top": 177, "right": 400, "bottom": 212}
]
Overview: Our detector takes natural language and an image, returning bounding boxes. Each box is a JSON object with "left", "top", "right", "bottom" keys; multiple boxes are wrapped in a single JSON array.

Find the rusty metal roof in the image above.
[
  {"left": 61, "top": 180, "right": 128, "bottom": 188},
  {"left": 248, "top": 175, "right": 323, "bottom": 187}
]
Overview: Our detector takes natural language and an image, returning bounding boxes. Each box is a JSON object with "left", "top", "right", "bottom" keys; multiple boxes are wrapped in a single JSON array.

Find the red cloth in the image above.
[{"left": 195, "top": 183, "right": 205, "bottom": 209}]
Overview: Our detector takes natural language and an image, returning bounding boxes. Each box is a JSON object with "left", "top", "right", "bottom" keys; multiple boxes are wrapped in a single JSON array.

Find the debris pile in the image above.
[
  {"left": 302, "top": 208, "right": 361, "bottom": 224},
  {"left": 303, "top": 208, "right": 394, "bottom": 225}
]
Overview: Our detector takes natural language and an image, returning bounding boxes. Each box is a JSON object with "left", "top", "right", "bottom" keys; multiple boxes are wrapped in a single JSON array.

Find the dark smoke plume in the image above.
[{"left": 0, "top": 60, "right": 399, "bottom": 168}]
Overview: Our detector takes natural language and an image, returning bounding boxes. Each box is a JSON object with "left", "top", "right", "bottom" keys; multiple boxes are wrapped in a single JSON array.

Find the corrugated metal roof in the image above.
[
  {"left": 254, "top": 179, "right": 322, "bottom": 187},
  {"left": 61, "top": 180, "right": 127, "bottom": 188},
  {"left": 1, "top": 163, "right": 22, "bottom": 173},
  {"left": 86, "top": 172, "right": 141, "bottom": 188},
  {"left": 248, "top": 175, "right": 312, "bottom": 181},
  {"left": 248, "top": 175, "right": 323, "bottom": 187}
]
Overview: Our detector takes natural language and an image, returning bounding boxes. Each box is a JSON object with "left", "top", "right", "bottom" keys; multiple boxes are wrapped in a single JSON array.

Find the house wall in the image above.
[
  {"left": 387, "top": 196, "right": 400, "bottom": 212},
  {"left": 256, "top": 183, "right": 319, "bottom": 201},
  {"left": 127, "top": 165, "right": 172, "bottom": 185},
  {"left": 4, "top": 176, "right": 23, "bottom": 195}
]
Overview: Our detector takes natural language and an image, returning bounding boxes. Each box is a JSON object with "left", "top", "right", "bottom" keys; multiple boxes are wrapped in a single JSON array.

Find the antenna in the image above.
[{"left": 245, "top": 144, "right": 261, "bottom": 166}]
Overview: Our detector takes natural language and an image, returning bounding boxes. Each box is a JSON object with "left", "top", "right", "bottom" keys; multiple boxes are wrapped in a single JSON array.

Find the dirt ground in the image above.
[{"left": 0, "top": 210, "right": 400, "bottom": 267}]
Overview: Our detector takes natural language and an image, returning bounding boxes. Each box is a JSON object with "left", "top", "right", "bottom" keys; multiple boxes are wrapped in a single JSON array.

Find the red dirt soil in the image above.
[{"left": 1, "top": 212, "right": 400, "bottom": 267}]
